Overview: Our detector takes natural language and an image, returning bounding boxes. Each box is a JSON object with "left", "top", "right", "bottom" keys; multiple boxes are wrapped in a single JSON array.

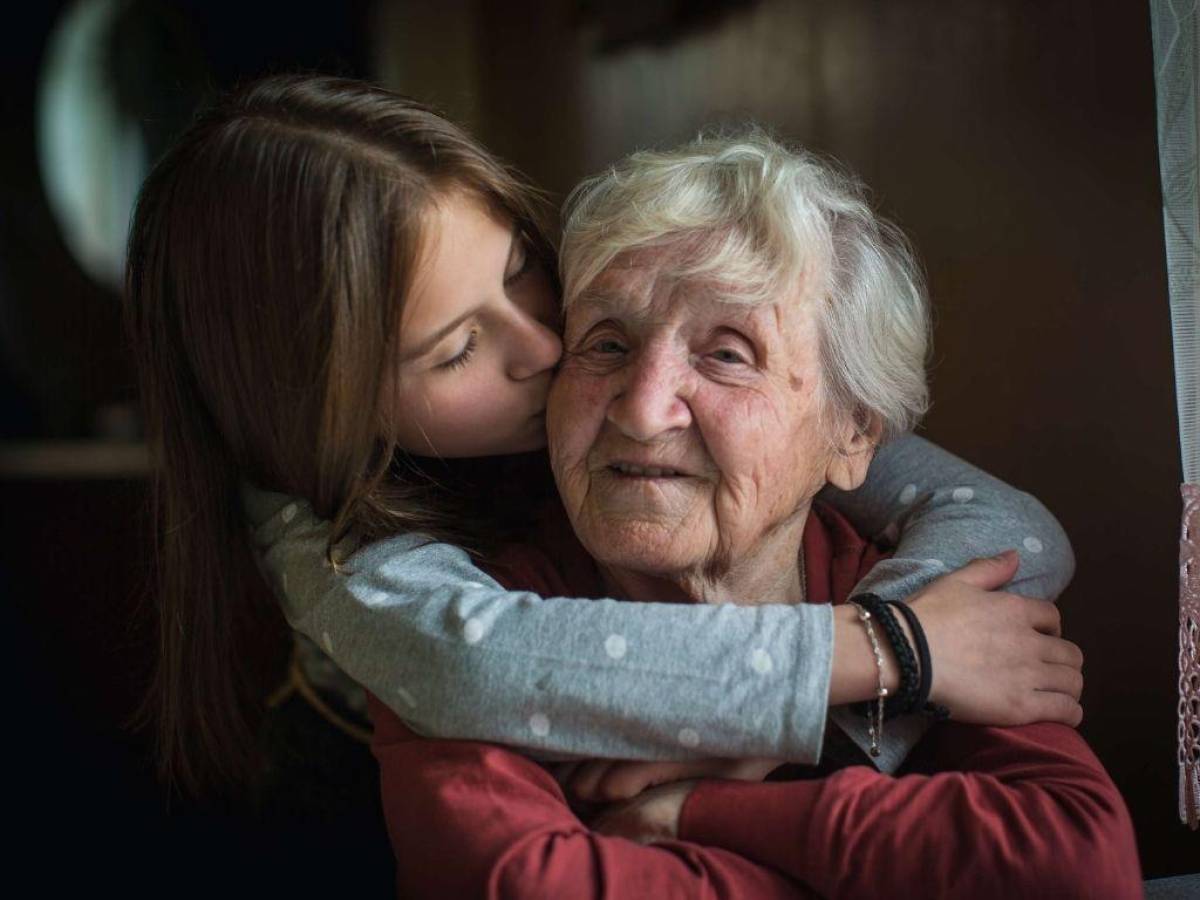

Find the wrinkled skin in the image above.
[{"left": 548, "top": 246, "right": 874, "bottom": 607}]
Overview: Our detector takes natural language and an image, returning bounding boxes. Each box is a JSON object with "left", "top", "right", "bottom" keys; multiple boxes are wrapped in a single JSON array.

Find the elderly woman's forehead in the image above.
[
  {"left": 581, "top": 259, "right": 794, "bottom": 319},
  {"left": 587, "top": 250, "right": 724, "bottom": 303},
  {"left": 572, "top": 277, "right": 810, "bottom": 348},
  {"left": 578, "top": 270, "right": 737, "bottom": 319},
  {"left": 603, "top": 241, "right": 709, "bottom": 278}
]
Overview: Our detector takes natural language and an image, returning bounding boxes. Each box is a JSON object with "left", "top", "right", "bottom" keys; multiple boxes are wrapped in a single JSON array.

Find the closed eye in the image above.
[{"left": 438, "top": 330, "right": 478, "bottom": 371}]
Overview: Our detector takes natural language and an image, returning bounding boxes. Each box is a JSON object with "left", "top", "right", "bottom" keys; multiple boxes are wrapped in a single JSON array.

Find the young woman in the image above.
[{"left": 125, "top": 73, "right": 1081, "bottom": 797}]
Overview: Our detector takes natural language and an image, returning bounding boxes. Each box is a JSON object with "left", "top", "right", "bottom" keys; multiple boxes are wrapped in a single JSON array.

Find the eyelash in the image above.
[
  {"left": 592, "top": 338, "right": 626, "bottom": 355},
  {"left": 441, "top": 330, "right": 478, "bottom": 371},
  {"left": 578, "top": 334, "right": 746, "bottom": 362},
  {"left": 710, "top": 347, "right": 748, "bottom": 365}
]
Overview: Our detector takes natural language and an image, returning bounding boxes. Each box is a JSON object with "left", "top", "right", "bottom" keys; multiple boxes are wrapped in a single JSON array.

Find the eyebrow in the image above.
[
  {"left": 395, "top": 225, "right": 522, "bottom": 364},
  {"left": 572, "top": 284, "right": 753, "bottom": 324},
  {"left": 571, "top": 287, "right": 773, "bottom": 356}
]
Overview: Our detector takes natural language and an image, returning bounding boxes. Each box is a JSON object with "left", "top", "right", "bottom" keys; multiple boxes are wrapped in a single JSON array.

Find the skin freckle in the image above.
[{"left": 789, "top": 371, "right": 804, "bottom": 392}]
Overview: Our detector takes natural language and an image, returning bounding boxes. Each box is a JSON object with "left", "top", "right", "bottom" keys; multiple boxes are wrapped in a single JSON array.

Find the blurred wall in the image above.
[{"left": 377, "top": 0, "right": 1189, "bottom": 876}]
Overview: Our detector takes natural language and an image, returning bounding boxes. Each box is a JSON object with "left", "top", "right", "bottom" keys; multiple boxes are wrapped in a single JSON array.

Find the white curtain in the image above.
[{"left": 1150, "top": 0, "right": 1200, "bottom": 830}]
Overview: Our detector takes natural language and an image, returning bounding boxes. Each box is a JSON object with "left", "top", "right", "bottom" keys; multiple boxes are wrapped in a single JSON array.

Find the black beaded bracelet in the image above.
[
  {"left": 851, "top": 593, "right": 919, "bottom": 720},
  {"left": 886, "top": 599, "right": 951, "bottom": 721}
]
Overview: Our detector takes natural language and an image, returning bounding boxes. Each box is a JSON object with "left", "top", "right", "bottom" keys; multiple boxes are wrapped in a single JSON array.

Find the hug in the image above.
[{"left": 126, "top": 75, "right": 1141, "bottom": 897}]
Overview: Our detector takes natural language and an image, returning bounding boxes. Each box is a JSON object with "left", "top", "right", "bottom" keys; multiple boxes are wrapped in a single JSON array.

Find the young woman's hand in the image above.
[
  {"left": 556, "top": 756, "right": 782, "bottom": 804},
  {"left": 906, "top": 550, "right": 1085, "bottom": 727}
]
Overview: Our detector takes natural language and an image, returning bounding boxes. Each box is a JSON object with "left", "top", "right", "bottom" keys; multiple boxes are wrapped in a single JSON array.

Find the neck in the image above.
[{"left": 600, "top": 507, "right": 810, "bottom": 606}]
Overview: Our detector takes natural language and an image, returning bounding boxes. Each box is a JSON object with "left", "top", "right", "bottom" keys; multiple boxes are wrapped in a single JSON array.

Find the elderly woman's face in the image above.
[{"left": 548, "top": 248, "right": 858, "bottom": 588}]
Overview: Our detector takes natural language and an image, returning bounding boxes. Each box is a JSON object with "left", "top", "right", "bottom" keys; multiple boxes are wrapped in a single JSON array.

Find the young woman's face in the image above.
[{"left": 386, "top": 191, "right": 562, "bottom": 457}]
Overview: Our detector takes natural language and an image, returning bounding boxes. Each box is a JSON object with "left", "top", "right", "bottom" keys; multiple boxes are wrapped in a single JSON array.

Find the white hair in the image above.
[{"left": 559, "top": 129, "right": 930, "bottom": 442}]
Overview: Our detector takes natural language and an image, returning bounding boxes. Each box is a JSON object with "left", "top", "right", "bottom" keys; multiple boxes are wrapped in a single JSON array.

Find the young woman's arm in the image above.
[
  {"left": 820, "top": 432, "right": 1075, "bottom": 770},
  {"left": 245, "top": 433, "right": 1073, "bottom": 766},
  {"left": 247, "top": 484, "right": 837, "bottom": 764},
  {"left": 820, "top": 432, "right": 1074, "bottom": 602}
]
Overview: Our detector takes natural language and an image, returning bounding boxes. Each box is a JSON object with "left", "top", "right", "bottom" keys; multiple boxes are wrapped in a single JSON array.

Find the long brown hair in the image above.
[{"left": 124, "top": 74, "right": 556, "bottom": 796}]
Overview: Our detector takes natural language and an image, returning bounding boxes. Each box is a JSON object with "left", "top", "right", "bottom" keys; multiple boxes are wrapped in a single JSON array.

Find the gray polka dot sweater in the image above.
[{"left": 244, "top": 433, "right": 1073, "bottom": 772}]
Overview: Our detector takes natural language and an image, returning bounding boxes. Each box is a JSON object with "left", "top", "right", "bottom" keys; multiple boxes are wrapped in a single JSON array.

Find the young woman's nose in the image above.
[
  {"left": 507, "top": 310, "right": 563, "bottom": 380},
  {"left": 605, "top": 344, "right": 692, "bottom": 442}
]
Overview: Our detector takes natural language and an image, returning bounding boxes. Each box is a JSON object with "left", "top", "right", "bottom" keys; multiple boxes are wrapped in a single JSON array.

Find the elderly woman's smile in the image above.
[{"left": 547, "top": 246, "right": 872, "bottom": 606}]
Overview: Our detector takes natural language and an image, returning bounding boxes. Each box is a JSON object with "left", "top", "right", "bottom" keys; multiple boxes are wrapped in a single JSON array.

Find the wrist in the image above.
[
  {"left": 889, "top": 611, "right": 916, "bottom": 689},
  {"left": 886, "top": 600, "right": 948, "bottom": 719},
  {"left": 830, "top": 603, "right": 901, "bottom": 705},
  {"left": 854, "top": 594, "right": 924, "bottom": 719}
]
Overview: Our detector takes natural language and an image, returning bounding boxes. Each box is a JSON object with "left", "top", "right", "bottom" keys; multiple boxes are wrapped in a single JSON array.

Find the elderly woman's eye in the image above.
[
  {"left": 710, "top": 347, "right": 749, "bottom": 365},
  {"left": 590, "top": 338, "right": 627, "bottom": 355}
]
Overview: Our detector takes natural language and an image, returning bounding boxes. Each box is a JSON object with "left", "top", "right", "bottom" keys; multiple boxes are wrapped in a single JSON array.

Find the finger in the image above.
[
  {"left": 1020, "top": 597, "right": 1063, "bottom": 637},
  {"left": 1038, "top": 634, "right": 1083, "bottom": 669},
  {"left": 568, "top": 760, "right": 618, "bottom": 801},
  {"left": 1036, "top": 662, "right": 1084, "bottom": 700},
  {"left": 590, "top": 797, "right": 652, "bottom": 840},
  {"left": 945, "top": 550, "right": 1020, "bottom": 590},
  {"left": 598, "top": 762, "right": 682, "bottom": 801},
  {"left": 1028, "top": 690, "right": 1084, "bottom": 727},
  {"left": 600, "top": 763, "right": 700, "bottom": 801},
  {"left": 574, "top": 760, "right": 681, "bottom": 802}
]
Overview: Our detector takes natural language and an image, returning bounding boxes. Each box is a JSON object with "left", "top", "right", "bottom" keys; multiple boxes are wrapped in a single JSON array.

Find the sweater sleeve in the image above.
[
  {"left": 819, "top": 433, "right": 1077, "bottom": 772},
  {"left": 367, "top": 695, "right": 813, "bottom": 900},
  {"left": 820, "top": 432, "right": 1075, "bottom": 603},
  {"left": 679, "top": 722, "right": 1142, "bottom": 900},
  {"left": 244, "top": 485, "right": 835, "bottom": 764},
  {"left": 244, "top": 434, "right": 1072, "bottom": 769}
]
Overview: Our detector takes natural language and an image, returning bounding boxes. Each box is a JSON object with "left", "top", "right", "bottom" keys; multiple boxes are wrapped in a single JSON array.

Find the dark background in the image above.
[{"left": 2, "top": 0, "right": 1193, "bottom": 892}]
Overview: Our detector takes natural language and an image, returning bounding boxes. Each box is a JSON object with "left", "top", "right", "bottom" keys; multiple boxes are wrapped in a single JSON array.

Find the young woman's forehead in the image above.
[{"left": 402, "top": 193, "right": 515, "bottom": 327}]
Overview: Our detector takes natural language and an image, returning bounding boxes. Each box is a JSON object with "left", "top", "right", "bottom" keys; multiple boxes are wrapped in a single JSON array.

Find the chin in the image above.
[{"left": 584, "top": 521, "right": 702, "bottom": 580}]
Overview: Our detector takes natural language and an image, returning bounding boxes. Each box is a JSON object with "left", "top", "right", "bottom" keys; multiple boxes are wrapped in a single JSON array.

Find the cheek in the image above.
[
  {"left": 699, "top": 389, "right": 824, "bottom": 517},
  {"left": 393, "top": 370, "right": 525, "bottom": 454},
  {"left": 391, "top": 378, "right": 466, "bottom": 452},
  {"left": 696, "top": 390, "right": 781, "bottom": 482},
  {"left": 390, "top": 377, "right": 435, "bottom": 432},
  {"left": 547, "top": 369, "right": 609, "bottom": 476}
]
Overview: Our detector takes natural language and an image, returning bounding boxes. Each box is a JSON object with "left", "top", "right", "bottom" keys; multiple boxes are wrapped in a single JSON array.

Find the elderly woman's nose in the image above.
[
  {"left": 605, "top": 348, "right": 692, "bottom": 441},
  {"left": 507, "top": 312, "right": 563, "bottom": 380}
]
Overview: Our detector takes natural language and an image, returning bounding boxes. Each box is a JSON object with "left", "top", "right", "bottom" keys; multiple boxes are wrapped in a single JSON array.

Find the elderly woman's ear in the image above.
[{"left": 824, "top": 411, "right": 883, "bottom": 492}]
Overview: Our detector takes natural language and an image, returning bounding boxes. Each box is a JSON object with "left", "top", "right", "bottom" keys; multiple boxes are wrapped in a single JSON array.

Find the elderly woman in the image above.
[{"left": 367, "top": 132, "right": 1142, "bottom": 898}]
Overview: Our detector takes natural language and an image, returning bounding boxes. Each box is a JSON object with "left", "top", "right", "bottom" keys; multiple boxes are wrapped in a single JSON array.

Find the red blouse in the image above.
[{"left": 367, "top": 504, "right": 1141, "bottom": 898}]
